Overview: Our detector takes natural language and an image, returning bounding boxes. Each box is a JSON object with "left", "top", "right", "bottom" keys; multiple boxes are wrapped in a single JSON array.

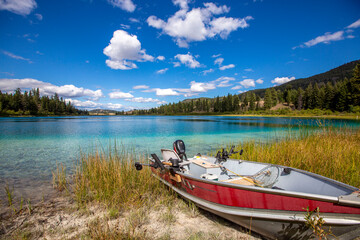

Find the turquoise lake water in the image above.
[{"left": 1, "top": 115, "right": 359, "bottom": 200}]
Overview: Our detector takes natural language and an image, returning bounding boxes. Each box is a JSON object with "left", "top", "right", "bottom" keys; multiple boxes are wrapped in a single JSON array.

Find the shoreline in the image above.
[{"left": 0, "top": 191, "right": 260, "bottom": 240}]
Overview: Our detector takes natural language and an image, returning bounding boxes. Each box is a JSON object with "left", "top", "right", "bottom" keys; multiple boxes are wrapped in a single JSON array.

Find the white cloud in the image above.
[
  {"left": 255, "top": 78, "right": 264, "bottom": 84},
  {"left": 120, "top": 24, "right": 130, "bottom": 29},
  {"left": 155, "top": 88, "right": 179, "bottom": 96},
  {"left": 66, "top": 99, "right": 102, "bottom": 109},
  {"left": 239, "top": 79, "right": 255, "bottom": 88},
  {"left": 244, "top": 68, "right": 253, "bottom": 72},
  {"left": 347, "top": 19, "right": 360, "bottom": 29},
  {"left": 2, "top": 50, "right": 32, "bottom": 63},
  {"left": 133, "top": 85, "right": 149, "bottom": 89},
  {"left": 215, "top": 76, "right": 235, "bottom": 87},
  {"left": 231, "top": 85, "right": 242, "bottom": 90},
  {"left": 294, "top": 31, "right": 346, "bottom": 49},
  {"left": 174, "top": 53, "right": 200, "bottom": 68},
  {"left": 0, "top": 78, "right": 104, "bottom": 100},
  {"left": 147, "top": 2, "right": 252, "bottom": 47},
  {"left": 156, "top": 88, "right": 179, "bottom": 96},
  {"left": 157, "top": 55, "right": 165, "bottom": 61},
  {"left": 271, "top": 76, "right": 295, "bottom": 85},
  {"left": 212, "top": 54, "right": 221, "bottom": 58},
  {"left": 109, "top": 91, "right": 134, "bottom": 99},
  {"left": 103, "top": 30, "right": 154, "bottom": 70},
  {"left": 129, "top": 17, "right": 140, "bottom": 23},
  {"left": 190, "top": 81, "right": 216, "bottom": 92},
  {"left": 35, "top": 13, "right": 42, "bottom": 20},
  {"left": 173, "top": 0, "right": 189, "bottom": 10},
  {"left": 107, "top": 0, "right": 135, "bottom": 12},
  {"left": 125, "top": 97, "right": 166, "bottom": 104},
  {"left": 189, "top": 76, "right": 235, "bottom": 93},
  {"left": 66, "top": 99, "right": 130, "bottom": 110},
  {"left": 219, "top": 64, "right": 235, "bottom": 70},
  {"left": 214, "top": 57, "right": 224, "bottom": 66},
  {"left": 303, "top": 31, "right": 344, "bottom": 47},
  {"left": 0, "top": 0, "right": 37, "bottom": 15},
  {"left": 156, "top": 68, "right": 168, "bottom": 74},
  {"left": 201, "top": 68, "right": 214, "bottom": 75}
]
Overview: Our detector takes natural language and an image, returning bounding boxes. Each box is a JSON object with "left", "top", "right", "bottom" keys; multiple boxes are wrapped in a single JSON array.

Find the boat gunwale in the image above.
[
  {"left": 153, "top": 173, "right": 360, "bottom": 225},
  {"left": 169, "top": 156, "right": 358, "bottom": 204}
]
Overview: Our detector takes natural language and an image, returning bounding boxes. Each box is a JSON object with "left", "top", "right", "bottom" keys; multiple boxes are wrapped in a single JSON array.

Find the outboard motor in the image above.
[{"left": 173, "top": 140, "right": 187, "bottom": 161}]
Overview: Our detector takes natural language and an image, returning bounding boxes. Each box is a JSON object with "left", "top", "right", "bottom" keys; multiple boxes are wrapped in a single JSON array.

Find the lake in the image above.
[{"left": 1, "top": 115, "right": 359, "bottom": 201}]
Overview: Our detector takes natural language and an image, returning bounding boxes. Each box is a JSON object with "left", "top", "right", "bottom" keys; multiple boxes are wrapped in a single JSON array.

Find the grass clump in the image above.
[
  {"left": 231, "top": 127, "right": 360, "bottom": 187},
  {"left": 52, "top": 163, "right": 67, "bottom": 192},
  {"left": 73, "top": 149, "right": 174, "bottom": 210}
]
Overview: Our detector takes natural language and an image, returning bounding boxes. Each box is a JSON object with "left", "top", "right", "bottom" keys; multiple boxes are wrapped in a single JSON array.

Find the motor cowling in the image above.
[{"left": 173, "top": 140, "right": 187, "bottom": 161}]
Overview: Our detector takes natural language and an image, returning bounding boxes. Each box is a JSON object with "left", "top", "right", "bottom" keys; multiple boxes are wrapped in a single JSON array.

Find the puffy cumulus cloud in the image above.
[
  {"left": 271, "top": 76, "right": 295, "bottom": 85},
  {"left": 0, "top": 0, "right": 37, "bottom": 15},
  {"left": 107, "top": 0, "right": 135, "bottom": 12},
  {"left": 239, "top": 79, "right": 255, "bottom": 88},
  {"left": 147, "top": 1, "right": 252, "bottom": 47},
  {"left": 255, "top": 78, "right": 264, "bottom": 84},
  {"left": 109, "top": 91, "right": 134, "bottom": 99},
  {"left": 155, "top": 88, "right": 179, "bottom": 96},
  {"left": 347, "top": 19, "right": 360, "bottom": 29},
  {"left": 125, "top": 97, "right": 166, "bottom": 104},
  {"left": 214, "top": 57, "right": 224, "bottom": 66},
  {"left": 174, "top": 53, "right": 200, "bottom": 68},
  {"left": 156, "top": 68, "right": 168, "bottom": 74},
  {"left": 65, "top": 99, "right": 102, "bottom": 109},
  {"left": 66, "top": 99, "right": 129, "bottom": 110},
  {"left": 103, "top": 30, "right": 154, "bottom": 70},
  {"left": 142, "top": 76, "right": 235, "bottom": 98},
  {"left": 189, "top": 76, "right": 235, "bottom": 93},
  {"left": 190, "top": 81, "right": 216, "bottom": 92},
  {"left": 133, "top": 85, "right": 149, "bottom": 89},
  {"left": 219, "top": 64, "right": 235, "bottom": 70},
  {"left": 0, "top": 78, "right": 103, "bottom": 100},
  {"left": 157, "top": 55, "right": 165, "bottom": 61}
]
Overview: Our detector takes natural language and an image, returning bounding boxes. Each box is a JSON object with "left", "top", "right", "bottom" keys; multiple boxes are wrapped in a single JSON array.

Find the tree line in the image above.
[
  {"left": 131, "top": 64, "right": 360, "bottom": 115},
  {"left": 0, "top": 88, "right": 88, "bottom": 116}
]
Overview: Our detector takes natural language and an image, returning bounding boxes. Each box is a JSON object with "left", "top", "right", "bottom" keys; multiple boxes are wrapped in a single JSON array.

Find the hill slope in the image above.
[{"left": 241, "top": 59, "right": 360, "bottom": 98}]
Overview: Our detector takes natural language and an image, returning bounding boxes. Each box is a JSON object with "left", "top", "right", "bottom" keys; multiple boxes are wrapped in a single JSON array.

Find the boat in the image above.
[{"left": 135, "top": 140, "right": 360, "bottom": 239}]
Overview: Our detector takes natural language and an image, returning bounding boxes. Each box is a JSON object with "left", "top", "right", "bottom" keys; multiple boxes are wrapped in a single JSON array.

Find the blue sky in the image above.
[{"left": 0, "top": 0, "right": 359, "bottom": 110}]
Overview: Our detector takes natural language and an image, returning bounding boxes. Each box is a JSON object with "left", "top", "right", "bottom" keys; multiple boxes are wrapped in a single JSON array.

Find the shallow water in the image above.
[{"left": 0, "top": 115, "right": 359, "bottom": 201}]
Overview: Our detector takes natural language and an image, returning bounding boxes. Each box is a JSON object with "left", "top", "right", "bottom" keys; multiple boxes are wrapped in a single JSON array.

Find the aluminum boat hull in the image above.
[{"left": 150, "top": 157, "right": 360, "bottom": 240}]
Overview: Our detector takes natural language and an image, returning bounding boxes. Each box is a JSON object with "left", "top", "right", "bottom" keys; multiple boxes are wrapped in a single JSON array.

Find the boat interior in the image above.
[{"left": 159, "top": 147, "right": 356, "bottom": 198}]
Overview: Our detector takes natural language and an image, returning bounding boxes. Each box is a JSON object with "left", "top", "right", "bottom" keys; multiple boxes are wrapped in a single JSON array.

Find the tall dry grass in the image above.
[
  {"left": 73, "top": 149, "right": 175, "bottom": 210},
  {"left": 230, "top": 127, "right": 360, "bottom": 187}
]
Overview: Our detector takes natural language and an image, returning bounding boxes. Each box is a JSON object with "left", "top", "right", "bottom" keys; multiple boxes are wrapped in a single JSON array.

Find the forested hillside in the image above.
[
  {"left": 132, "top": 63, "right": 360, "bottom": 115},
  {"left": 0, "top": 88, "right": 88, "bottom": 116}
]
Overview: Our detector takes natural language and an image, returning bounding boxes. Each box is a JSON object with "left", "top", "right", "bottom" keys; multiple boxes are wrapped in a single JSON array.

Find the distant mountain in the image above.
[{"left": 241, "top": 59, "right": 360, "bottom": 98}]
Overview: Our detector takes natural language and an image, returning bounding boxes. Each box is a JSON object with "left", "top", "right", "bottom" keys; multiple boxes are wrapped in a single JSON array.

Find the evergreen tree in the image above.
[
  {"left": 304, "top": 83, "right": 313, "bottom": 109},
  {"left": 249, "top": 93, "right": 256, "bottom": 110},
  {"left": 264, "top": 89, "right": 273, "bottom": 109},
  {"left": 349, "top": 64, "right": 360, "bottom": 106}
]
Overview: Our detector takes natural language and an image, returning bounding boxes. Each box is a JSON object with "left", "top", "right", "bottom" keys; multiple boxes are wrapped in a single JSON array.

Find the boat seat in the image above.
[
  {"left": 192, "top": 159, "right": 219, "bottom": 169},
  {"left": 221, "top": 177, "right": 255, "bottom": 186}
]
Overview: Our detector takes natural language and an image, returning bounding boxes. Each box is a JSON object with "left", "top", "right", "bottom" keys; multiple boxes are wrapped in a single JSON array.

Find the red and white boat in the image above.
[{"left": 135, "top": 140, "right": 360, "bottom": 239}]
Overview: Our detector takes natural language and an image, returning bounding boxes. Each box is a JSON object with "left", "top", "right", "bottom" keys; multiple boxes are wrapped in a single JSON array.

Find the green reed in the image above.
[
  {"left": 73, "top": 148, "right": 175, "bottom": 209},
  {"left": 229, "top": 127, "right": 360, "bottom": 187}
]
